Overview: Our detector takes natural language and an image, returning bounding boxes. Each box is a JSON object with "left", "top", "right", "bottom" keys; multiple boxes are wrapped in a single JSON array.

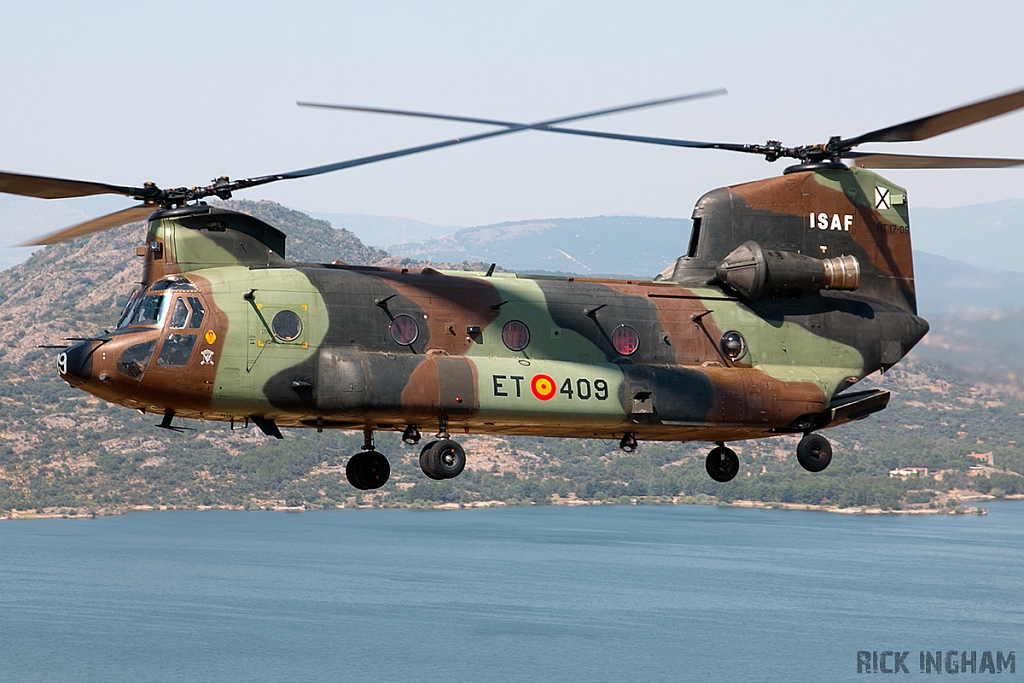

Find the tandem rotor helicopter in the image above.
[{"left": 2, "top": 86, "right": 1023, "bottom": 490}]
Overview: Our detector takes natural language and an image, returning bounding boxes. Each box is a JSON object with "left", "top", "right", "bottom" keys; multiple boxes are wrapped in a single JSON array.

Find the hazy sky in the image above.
[{"left": 2, "top": 1, "right": 1023, "bottom": 229}]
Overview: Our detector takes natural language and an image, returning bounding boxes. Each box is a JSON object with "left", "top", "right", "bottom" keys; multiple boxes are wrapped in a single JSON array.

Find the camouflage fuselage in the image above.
[{"left": 59, "top": 167, "right": 929, "bottom": 445}]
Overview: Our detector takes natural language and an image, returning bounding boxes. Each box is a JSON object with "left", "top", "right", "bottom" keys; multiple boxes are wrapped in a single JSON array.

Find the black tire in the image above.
[
  {"left": 419, "top": 441, "right": 444, "bottom": 480},
  {"left": 346, "top": 450, "right": 391, "bottom": 489},
  {"left": 705, "top": 445, "right": 739, "bottom": 483},
  {"left": 346, "top": 452, "right": 370, "bottom": 490},
  {"left": 431, "top": 439, "right": 466, "bottom": 479},
  {"left": 360, "top": 450, "right": 391, "bottom": 489},
  {"left": 796, "top": 433, "right": 832, "bottom": 472}
]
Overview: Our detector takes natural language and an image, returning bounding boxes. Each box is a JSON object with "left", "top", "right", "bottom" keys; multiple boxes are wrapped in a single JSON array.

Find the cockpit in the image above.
[
  {"left": 116, "top": 276, "right": 200, "bottom": 329},
  {"left": 111, "top": 276, "right": 209, "bottom": 380}
]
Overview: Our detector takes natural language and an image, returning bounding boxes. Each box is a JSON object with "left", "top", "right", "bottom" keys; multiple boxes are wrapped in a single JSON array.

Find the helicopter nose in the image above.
[{"left": 58, "top": 341, "right": 100, "bottom": 386}]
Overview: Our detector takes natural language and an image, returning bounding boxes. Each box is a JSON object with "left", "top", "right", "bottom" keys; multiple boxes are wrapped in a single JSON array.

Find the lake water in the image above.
[{"left": 1, "top": 503, "right": 1021, "bottom": 682}]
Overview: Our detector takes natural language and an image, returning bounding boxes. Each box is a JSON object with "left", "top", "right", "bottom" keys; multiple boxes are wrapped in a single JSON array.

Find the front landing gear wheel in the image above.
[
  {"left": 796, "top": 433, "right": 832, "bottom": 472},
  {"left": 705, "top": 444, "right": 739, "bottom": 483},
  {"left": 346, "top": 450, "right": 391, "bottom": 490}
]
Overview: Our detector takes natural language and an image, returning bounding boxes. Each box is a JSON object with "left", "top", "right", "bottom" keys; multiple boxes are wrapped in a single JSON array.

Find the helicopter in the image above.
[{"left": 2, "top": 87, "right": 1023, "bottom": 491}]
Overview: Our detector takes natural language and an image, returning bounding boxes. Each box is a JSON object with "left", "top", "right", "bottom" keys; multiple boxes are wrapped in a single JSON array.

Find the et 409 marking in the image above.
[{"left": 492, "top": 374, "right": 609, "bottom": 401}]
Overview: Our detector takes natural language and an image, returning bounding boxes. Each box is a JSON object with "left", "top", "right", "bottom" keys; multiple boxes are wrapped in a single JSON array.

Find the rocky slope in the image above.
[{"left": 1, "top": 202, "right": 1022, "bottom": 517}]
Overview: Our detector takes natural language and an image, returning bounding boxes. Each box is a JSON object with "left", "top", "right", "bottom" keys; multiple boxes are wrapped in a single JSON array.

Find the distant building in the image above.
[
  {"left": 966, "top": 452, "right": 995, "bottom": 466},
  {"left": 889, "top": 467, "right": 929, "bottom": 478}
]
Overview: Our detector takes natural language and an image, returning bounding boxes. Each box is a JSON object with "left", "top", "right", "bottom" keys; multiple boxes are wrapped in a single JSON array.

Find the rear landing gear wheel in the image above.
[
  {"left": 705, "top": 444, "right": 739, "bottom": 483},
  {"left": 419, "top": 441, "right": 444, "bottom": 480},
  {"left": 346, "top": 450, "right": 391, "bottom": 490},
  {"left": 796, "top": 433, "right": 832, "bottom": 472}
]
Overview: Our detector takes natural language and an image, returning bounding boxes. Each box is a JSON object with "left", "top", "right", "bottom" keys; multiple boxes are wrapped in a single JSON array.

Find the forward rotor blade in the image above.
[
  {"left": 8, "top": 91, "right": 731, "bottom": 243},
  {"left": 843, "top": 151, "right": 1024, "bottom": 169},
  {"left": 842, "top": 85, "right": 1024, "bottom": 147},
  {"left": 21, "top": 204, "right": 156, "bottom": 246},
  {"left": 0, "top": 170, "right": 145, "bottom": 199},
  {"left": 297, "top": 88, "right": 727, "bottom": 131}
]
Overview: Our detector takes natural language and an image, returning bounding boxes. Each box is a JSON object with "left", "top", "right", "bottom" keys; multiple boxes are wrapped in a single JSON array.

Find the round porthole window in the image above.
[
  {"left": 390, "top": 314, "right": 419, "bottom": 346},
  {"left": 611, "top": 325, "right": 639, "bottom": 356},
  {"left": 272, "top": 310, "right": 302, "bottom": 341},
  {"left": 720, "top": 331, "right": 747, "bottom": 361},
  {"left": 501, "top": 320, "right": 530, "bottom": 352}
]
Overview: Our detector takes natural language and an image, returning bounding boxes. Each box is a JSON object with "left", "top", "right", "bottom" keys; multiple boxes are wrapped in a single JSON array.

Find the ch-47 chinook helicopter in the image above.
[{"left": 3, "top": 87, "right": 1024, "bottom": 491}]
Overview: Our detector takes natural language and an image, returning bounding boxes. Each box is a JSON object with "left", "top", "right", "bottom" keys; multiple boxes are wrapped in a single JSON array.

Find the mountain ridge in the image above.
[{"left": 2, "top": 200, "right": 1023, "bottom": 517}]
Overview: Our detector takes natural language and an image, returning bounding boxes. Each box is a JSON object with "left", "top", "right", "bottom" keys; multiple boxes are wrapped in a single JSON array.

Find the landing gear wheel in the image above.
[
  {"left": 796, "top": 433, "right": 832, "bottom": 472},
  {"left": 419, "top": 441, "right": 444, "bottom": 480},
  {"left": 705, "top": 445, "right": 739, "bottom": 483},
  {"left": 431, "top": 439, "right": 466, "bottom": 479},
  {"left": 346, "top": 450, "right": 391, "bottom": 490}
]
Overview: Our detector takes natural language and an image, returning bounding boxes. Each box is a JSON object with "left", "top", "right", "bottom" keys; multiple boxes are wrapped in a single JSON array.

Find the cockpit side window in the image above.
[
  {"left": 169, "top": 298, "right": 189, "bottom": 329},
  {"left": 156, "top": 334, "right": 197, "bottom": 366},
  {"left": 187, "top": 297, "right": 205, "bottom": 329},
  {"left": 117, "top": 340, "right": 156, "bottom": 379},
  {"left": 116, "top": 287, "right": 143, "bottom": 329}
]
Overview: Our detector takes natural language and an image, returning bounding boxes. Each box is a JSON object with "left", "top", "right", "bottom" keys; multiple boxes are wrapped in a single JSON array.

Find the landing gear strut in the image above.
[
  {"left": 619, "top": 433, "right": 638, "bottom": 453},
  {"left": 705, "top": 442, "right": 739, "bottom": 482},
  {"left": 402, "top": 424, "right": 421, "bottom": 445},
  {"left": 419, "top": 439, "right": 467, "bottom": 480},
  {"left": 346, "top": 428, "right": 391, "bottom": 490},
  {"left": 796, "top": 433, "right": 832, "bottom": 472}
]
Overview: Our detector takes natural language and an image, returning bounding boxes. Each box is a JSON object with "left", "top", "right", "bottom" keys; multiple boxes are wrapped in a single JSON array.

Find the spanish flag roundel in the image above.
[{"left": 531, "top": 374, "right": 556, "bottom": 401}]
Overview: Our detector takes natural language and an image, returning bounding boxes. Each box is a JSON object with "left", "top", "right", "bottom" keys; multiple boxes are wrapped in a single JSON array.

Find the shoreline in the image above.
[{"left": 4, "top": 493, "right": 1010, "bottom": 520}]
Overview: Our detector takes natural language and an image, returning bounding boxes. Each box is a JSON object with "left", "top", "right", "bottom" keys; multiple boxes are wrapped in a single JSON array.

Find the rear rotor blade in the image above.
[
  {"left": 841, "top": 85, "right": 1024, "bottom": 147},
  {"left": 843, "top": 151, "right": 1024, "bottom": 169},
  {"left": 21, "top": 204, "right": 156, "bottom": 246},
  {"left": 0, "top": 170, "right": 146, "bottom": 199},
  {"left": 297, "top": 88, "right": 727, "bottom": 131},
  {"left": 541, "top": 126, "right": 752, "bottom": 152},
  {"left": 270, "top": 127, "right": 531, "bottom": 181},
  {"left": 238, "top": 89, "right": 728, "bottom": 185},
  {"left": 299, "top": 103, "right": 539, "bottom": 128}
]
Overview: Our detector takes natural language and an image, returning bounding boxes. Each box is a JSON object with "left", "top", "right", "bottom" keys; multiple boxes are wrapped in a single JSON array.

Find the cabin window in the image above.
[
  {"left": 168, "top": 298, "right": 189, "bottom": 329},
  {"left": 686, "top": 217, "right": 702, "bottom": 258},
  {"left": 117, "top": 340, "right": 156, "bottom": 379},
  {"left": 611, "top": 325, "right": 639, "bottom": 356},
  {"left": 131, "top": 294, "right": 168, "bottom": 326},
  {"left": 187, "top": 297, "right": 205, "bottom": 329},
  {"left": 501, "top": 320, "right": 530, "bottom": 352},
  {"left": 156, "top": 334, "right": 197, "bottom": 366},
  {"left": 272, "top": 310, "right": 302, "bottom": 341},
  {"left": 720, "top": 331, "right": 747, "bottom": 361},
  {"left": 389, "top": 314, "right": 419, "bottom": 346}
]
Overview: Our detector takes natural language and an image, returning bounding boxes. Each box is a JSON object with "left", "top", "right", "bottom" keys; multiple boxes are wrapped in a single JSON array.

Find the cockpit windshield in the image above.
[
  {"left": 116, "top": 287, "right": 143, "bottom": 329},
  {"left": 150, "top": 277, "right": 197, "bottom": 291},
  {"left": 117, "top": 277, "right": 197, "bottom": 329},
  {"left": 131, "top": 293, "right": 169, "bottom": 326}
]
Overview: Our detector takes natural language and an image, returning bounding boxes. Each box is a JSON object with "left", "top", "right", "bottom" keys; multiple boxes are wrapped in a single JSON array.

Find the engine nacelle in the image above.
[{"left": 715, "top": 240, "right": 859, "bottom": 301}]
